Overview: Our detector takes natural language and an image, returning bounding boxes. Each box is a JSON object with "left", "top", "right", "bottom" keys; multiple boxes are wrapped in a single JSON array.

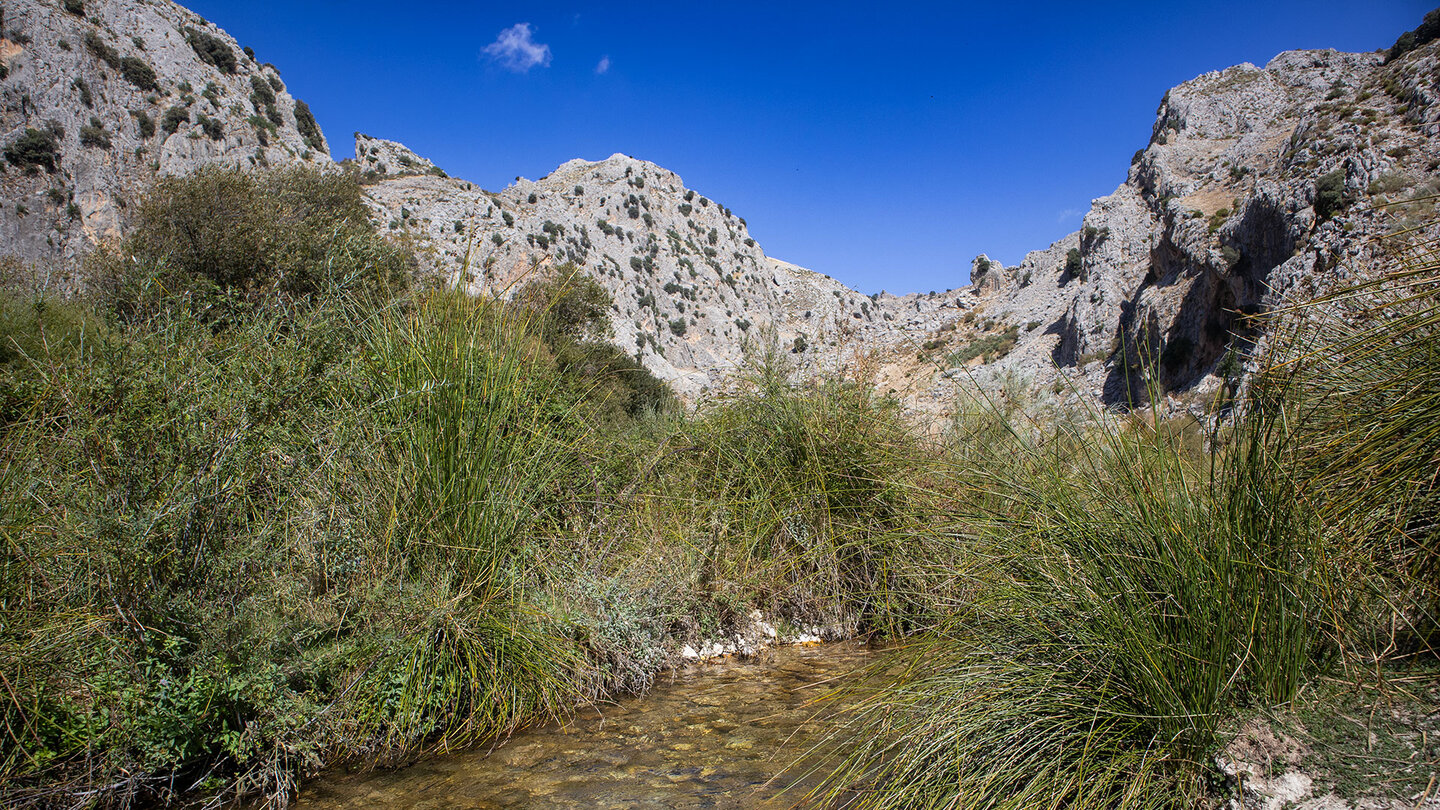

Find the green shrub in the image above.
[
  {"left": 1314, "top": 169, "right": 1351, "bottom": 220},
  {"left": 669, "top": 318, "right": 687, "bottom": 336},
  {"left": 513, "top": 268, "right": 612, "bottom": 343},
  {"left": 82, "top": 31, "right": 119, "bottom": 67},
  {"left": 161, "top": 105, "right": 189, "bottom": 135},
  {"left": 293, "top": 100, "right": 324, "bottom": 151},
  {"left": 1207, "top": 207, "right": 1230, "bottom": 233},
  {"left": 62, "top": 0, "right": 84, "bottom": 15},
  {"left": 119, "top": 56, "right": 159, "bottom": 92},
  {"left": 1063, "top": 247, "right": 1082, "bottom": 276},
  {"left": 184, "top": 27, "right": 236, "bottom": 73},
  {"left": 1385, "top": 8, "right": 1440, "bottom": 63},
  {"left": 682, "top": 366, "right": 932, "bottom": 633},
  {"left": 88, "top": 165, "right": 413, "bottom": 323},
  {"left": 195, "top": 112, "right": 223, "bottom": 141},
  {"left": 79, "top": 117, "right": 111, "bottom": 149},
  {"left": 947, "top": 326, "right": 1019, "bottom": 365},
  {"left": 72, "top": 77, "right": 92, "bottom": 108},
  {"left": 4, "top": 127, "right": 61, "bottom": 174},
  {"left": 249, "top": 74, "right": 276, "bottom": 107}
]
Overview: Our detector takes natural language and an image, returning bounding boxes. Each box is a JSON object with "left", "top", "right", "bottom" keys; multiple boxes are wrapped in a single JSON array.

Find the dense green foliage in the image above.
[
  {"left": 293, "top": 100, "right": 324, "bottom": 152},
  {"left": 0, "top": 167, "right": 939, "bottom": 807},
  {"left": 184, "top": 27, "right": 237, "bottom": 74},
  {"left": 1386, "top": 8, "right": 1440, "bottom": 63},
  {"left": 1315, "top": 169, "right": 1352, "bottom": 220},
  {"left": 119, "top": 56, "right": 160, "bottom": 93},
  {"left": 0, "top": 159, "right": 1433, "bottom": 810},
  {"left": 4, "top": 128, "right": 61, "bottom": 174},
  {"left": 816, "top": 399, "right": 1324, "bottom": 809},
  {"left": 88, "top": 166, "right": 413, "bottom": 325}
]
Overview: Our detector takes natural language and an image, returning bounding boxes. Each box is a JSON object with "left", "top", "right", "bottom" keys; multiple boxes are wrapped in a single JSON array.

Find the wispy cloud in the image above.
[
  {"left": 595, "top": 55, "right": 611, "bottom": 75},
  {"left": 1056, "top": 207, "right": 1085, "bottom": 223},
  {"left": 482, "top": 23, "right": 552, "bottom": 73}
]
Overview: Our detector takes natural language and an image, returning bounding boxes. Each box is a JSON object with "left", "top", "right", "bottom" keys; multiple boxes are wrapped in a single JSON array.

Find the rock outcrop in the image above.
[
  {"left": 354, "top": 133, "right": 443, "bottom": 180},
  {"left": 0, "top": 0, "right": 328, "bottom": 268},
  {"left": 359, "top": 153, "right": 920, "bottom": 398},
  {"left": 1043, "top": 45, "right": 1440, "bottom": 409}
]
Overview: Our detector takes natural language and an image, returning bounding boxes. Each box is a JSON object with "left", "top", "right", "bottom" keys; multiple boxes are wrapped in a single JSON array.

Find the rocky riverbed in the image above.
[{"left": 295, "top": 642, "right": 876, "bottom": 810}]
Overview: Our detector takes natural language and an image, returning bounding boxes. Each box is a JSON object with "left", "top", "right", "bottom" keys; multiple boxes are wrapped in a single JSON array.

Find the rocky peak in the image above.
[
  {"left": 359, "top": 140, "right": 868, "bottom": 397},
  {"left": 354, "top": 133, "right": 443, "bottom": 179},
  {"left": 354, "top": 28, "right": 1440, "bottom": 416}
]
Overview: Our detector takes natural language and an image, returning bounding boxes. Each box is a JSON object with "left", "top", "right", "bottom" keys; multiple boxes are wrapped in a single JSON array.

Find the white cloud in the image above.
[
  {"left": 1056, "top": 207, "right": 1084, "bottom": 223},
  {"left": 483, "top": 23, "right": 552, "bottom": 73},
  {"left": 595, "top": 55, "right": 611, "bottom": 74}
]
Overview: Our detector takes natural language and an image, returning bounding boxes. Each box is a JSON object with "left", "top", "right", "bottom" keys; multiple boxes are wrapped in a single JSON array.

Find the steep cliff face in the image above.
[
  {"left": 1040, "top": 44, "right": 1440, "bottom": 407},
  {"left": 0, "top": 0, "right": 328, "bottom": 269}
]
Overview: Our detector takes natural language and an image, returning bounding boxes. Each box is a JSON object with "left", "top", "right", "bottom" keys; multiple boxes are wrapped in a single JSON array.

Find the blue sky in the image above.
[{"left": 183, "top": 1, "right": 1431, "bottom": 294}]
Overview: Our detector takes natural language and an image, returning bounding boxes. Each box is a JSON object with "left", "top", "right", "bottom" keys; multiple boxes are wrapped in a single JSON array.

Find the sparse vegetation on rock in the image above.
[
  {"left": 184, "top": 26, "right": 237, "bottom": 73},
  {"left": 4, "top": 126, "right": 61, "bottom": 173}
]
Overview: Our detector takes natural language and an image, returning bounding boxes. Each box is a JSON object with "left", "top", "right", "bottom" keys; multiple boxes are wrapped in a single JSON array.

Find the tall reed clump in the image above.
[
  {"left": 1269, "top": 245, "right": 1440, "bottom": 649},
  {"left": 351, "top": 288, "right": 596, "bottom": 760},
  {"left": 679, "top": 353, "right": 946, "bottom": 636},
  {"left": 0, "top": 167, "right": 605, "bottom": 807},
  {"left": 814, "top": 391, "right": 1325, "bottom": 809}
]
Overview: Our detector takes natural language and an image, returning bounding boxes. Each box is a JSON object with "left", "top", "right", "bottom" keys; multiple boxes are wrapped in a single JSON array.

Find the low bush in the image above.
[
  {"left": 119, "top": 56, "right": 159, "bottom": 92},
  {"left": 1063, "top": 247, "right": 1082, "bottom": 276},
  {"left": 83, "top": 31, "right": 119, "bottom": 67},
  {"left": 184, "top": 27, "right": 236, "bottom": 74},
  {"left": 78, "top": 117, "right": 111, "bottom": 149},
  {"left": 4, "top": 127, "right": 61, "bottom": 173},
  {"left": 946, "top": 325, "right": 1019, "bottom": 365},
  {"left": 87, "top": 165, "right": 413, "bottom": 324},
  {"left": 161, "top": 105, "right": 189, "bottom": 135},
  {"left": 1314, "top": 169, "right": 1351, "bottom": 220},
  {"left": 293, "top": 100, "right": 323, "bottom": 151}
]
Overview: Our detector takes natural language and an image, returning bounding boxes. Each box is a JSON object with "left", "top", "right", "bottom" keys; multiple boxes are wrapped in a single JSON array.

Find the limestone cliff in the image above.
[{"left": 0, "top": 0, "right": 327, "bottom": 269}]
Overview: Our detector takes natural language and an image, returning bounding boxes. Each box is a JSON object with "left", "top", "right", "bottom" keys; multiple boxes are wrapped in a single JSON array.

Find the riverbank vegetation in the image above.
[{"left": 0, "top": 166, "right": 1434, "bottom": 808}]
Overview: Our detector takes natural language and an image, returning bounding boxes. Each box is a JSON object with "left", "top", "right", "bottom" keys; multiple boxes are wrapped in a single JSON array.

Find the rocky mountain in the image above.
[
  {"left": 2, "top": 0, "right": 1437, "bottom": 417},
  {"left": 1039, "top": 43, "right": 1440, "bottom": 409},
  {"left": 357, "top": 34, "right": 1440, "bottom": 413},
  {"left": 0, "top": 0, "right": 327, "bottom": 269},
  {"left": 358, "top": 140, "right": 916, "bottom": 397}
]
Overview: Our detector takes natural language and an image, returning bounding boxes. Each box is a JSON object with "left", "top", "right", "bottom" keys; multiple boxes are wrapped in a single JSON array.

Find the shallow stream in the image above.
[{"left": 296, "top": 641, "right": 874, "bottom": 809}]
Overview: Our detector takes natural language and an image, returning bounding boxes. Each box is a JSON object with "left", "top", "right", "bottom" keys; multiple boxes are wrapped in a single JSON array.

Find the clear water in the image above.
[{"left": 296, "top": 642, "right": 873, "bottom": 809}]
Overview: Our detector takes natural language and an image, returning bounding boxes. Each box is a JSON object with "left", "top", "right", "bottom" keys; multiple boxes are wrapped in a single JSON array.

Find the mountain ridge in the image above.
[{"left": 2, "top": 0, "right": 1438, "bottom": 417}]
